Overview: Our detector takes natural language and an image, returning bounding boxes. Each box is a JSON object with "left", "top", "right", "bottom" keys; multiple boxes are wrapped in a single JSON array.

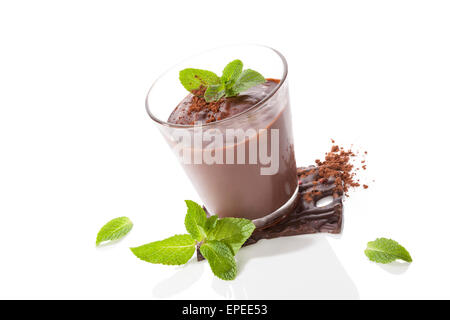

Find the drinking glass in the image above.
[{"left": 146, "top": 45, "right": 298, "bottom": 227}]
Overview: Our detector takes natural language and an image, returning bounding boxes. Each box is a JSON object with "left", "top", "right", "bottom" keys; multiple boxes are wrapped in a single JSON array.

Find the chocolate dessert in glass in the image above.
[{"left": 146, "top": 45, "right": 298, "bottom": 227}]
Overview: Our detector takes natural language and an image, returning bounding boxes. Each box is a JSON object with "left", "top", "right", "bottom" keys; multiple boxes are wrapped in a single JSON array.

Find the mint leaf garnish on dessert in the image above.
[
  {"left": 232, "top": 69, "right": 266, "bottom": 94},
  {"left": 220, "top": 59, "right": 243, "bottom": 97},
  {"left": 364, "top": 238, "right": 412, "bottom": 264},
  {"left": 221, "top": 59, "right": 243, "bottom": 84},
  {"left": 179, "top": 59, "right": 265, "bottom": 102},
  {"left": 204, "top": 83, "right": 226, "bottom": 102},
  {"left": 179, "top": 69, "right": 221, "bottom": 92},
  {"left": 96, "top": 216, "right": 133, "bottom": 246},
  {"left": 129, "top": 200, "right": 255, "bottom": 280}
]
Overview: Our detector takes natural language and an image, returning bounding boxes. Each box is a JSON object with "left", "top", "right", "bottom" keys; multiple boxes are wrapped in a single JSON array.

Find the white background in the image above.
[{"left": 1, "top": 0, "right": 449, "bottom": 299}]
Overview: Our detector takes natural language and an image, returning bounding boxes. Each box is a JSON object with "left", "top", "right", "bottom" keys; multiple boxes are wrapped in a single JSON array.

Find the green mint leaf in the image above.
[
  {"left": 130, "top": 234, "right": 196, "bottom": 265},
  {"left": 184, "top": 200, "right": 207, "bottom": 241},
  {"left": 200, "top": 240, "right": 237, "bottom": 280},
  {"left": 230, "top": 69, "right": 265, "bottom": 96},
  {"left": 96, "top": 216, "right": 133, "bottom": 246},
  {"left": 179, "top": 68, "right": 221, "bottom": 92},
  {"left": 206, "top": 217, "right": 255, "bottom": 255},
  {"left": 204, "top": 215, "right": 218, "bottom": 232},
  {"left": 179, "top": 60, "right": 265, "bottom": 102},
  {"left": 365, "top": 238, "right": 413, "bottom": 264},
  {"left": 204, "top": 83, "right": 225, "bottom": 102},
  {"left": 221, "top": 59, "right": 243, "bottom": 85}
]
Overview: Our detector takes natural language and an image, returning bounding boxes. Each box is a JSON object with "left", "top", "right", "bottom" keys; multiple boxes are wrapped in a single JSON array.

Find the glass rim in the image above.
[{"left": 145, "top": 44, "right": 288, "bottom": 129}]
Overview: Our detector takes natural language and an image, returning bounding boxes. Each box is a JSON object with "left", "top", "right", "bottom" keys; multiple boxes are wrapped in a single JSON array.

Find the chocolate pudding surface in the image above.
[{"left": 168, "top": 80, "right": 279, "bottom": 125}]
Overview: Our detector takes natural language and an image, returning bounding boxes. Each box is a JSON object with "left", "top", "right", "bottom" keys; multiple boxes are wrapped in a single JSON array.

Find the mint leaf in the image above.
[
  {"left": 204, "top": 83, "right": 225, "bottom": 102},
  {"left": 365, "top": 238, "right": 413, "bottom": 264},
  {"left": 96, "top": 216, "right": 133, "bottom": 246},
  {"left": 184, "top": 200, "right": 207, "bottom": 241},
  {"left": 222, "top": 59, "right": 244, "bottom": 97},
  {"left": 231, "top": 69, "right": 265, "bottom": 96},
  {"left": 221, "top": 59, "right": 243, "bottom": 84},
  {"left": 179, "top": 60, "right": 265, "bottom": 102},
  {"left": 206, "top": 217, "right": 255, "bottom": 255},
  {"left": 205, "top": 215, "right": 218, "bottom": 232},
  {"left": 130, "top": 234, "right": 196, "bottom": 265},
  {"left": 200, "top": 240, "right": 237, "bottom": 280},
  {"left": 179, "top": 68, "right": 221, "bottom": 92}
]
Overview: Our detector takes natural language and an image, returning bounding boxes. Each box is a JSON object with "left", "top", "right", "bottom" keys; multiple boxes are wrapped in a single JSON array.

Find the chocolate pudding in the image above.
[
  {"left": 169, "top": 80, "right": 279, "bottom": 125},
  {"left": 168, "top": 79, "right": 298, "bottom": 221}
]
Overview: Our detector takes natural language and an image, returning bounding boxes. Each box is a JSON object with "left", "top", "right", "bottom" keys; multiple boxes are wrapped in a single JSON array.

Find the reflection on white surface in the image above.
[
  {"left": 153, "top": 260, "right": 204, "bottom": 298},
  {"left": 377, "top": 261, "right": 410, "bottom": 275},
  {"left": 212, "top": 234, "right": 359, "bottom": 299},
  {"left": 151, "top": 234, "right": 359, "bottom": 299}
]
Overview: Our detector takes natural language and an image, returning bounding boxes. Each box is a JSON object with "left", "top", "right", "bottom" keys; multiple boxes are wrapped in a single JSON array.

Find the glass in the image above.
[{"left": 146, "top": 45, "right": 298, "bottom": 227}]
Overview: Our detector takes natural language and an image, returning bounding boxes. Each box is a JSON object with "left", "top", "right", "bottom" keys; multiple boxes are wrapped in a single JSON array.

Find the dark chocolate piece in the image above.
[{"left": 196, "top": 165, "right": 343, "bottom": 261}]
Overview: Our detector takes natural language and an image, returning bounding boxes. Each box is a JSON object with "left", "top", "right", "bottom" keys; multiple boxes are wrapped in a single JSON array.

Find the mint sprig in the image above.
[
  {"left": 129, "top": 200, "right": 255, "bottom": 280},
  {"left": 364, "top": 238, "right": 413, "bottom": 264},
  {"left": 179, "top": 59, "right": 265, "bottom": 102},
  {"left": 96, "top": 216, "right": 133, "bottom": 246}
]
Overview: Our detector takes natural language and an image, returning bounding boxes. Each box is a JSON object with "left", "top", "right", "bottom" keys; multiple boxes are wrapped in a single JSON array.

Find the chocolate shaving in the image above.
[{"left": 196, "top": 165, "right": 343, "bottom": 261}]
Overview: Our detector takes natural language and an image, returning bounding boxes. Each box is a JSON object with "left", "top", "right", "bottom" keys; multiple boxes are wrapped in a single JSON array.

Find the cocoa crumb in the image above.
[
  {"left": 304, "top": 193, "right": 314, "bottom": 202},
  {"left": 302, "top": 141, "right": 368, "bottom": 202},
  {"left": 187, "top": 87, "right": 224, "bottom": 124},
  {"left": 312, "top": 190, "right": 322, "bottom": 197}
]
